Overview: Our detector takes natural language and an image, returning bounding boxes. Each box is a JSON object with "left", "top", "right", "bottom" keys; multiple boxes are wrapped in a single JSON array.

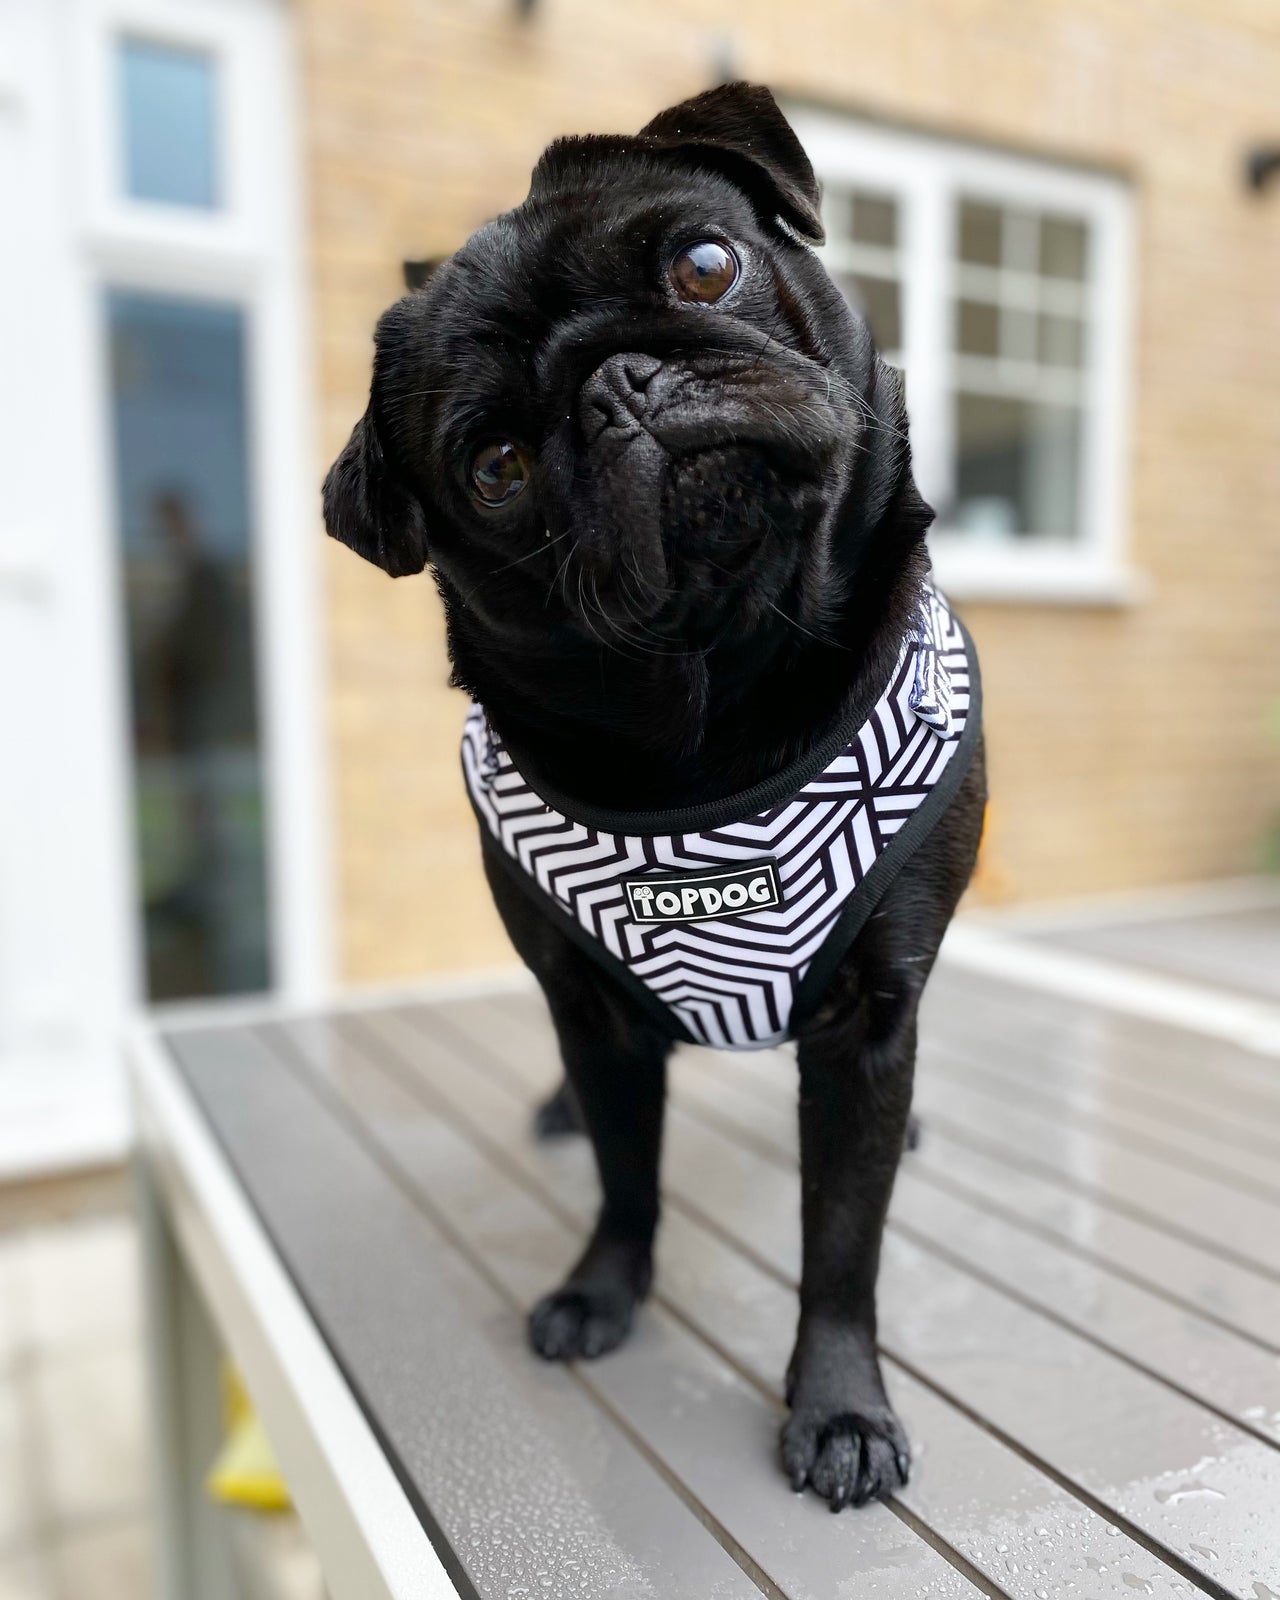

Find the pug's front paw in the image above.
[
  {"left": 527, "top": 1280, "right": 637, "bottom": 1360},
  {"left": 780, "top": 1402, "right": 910, "bottom": 1511}
]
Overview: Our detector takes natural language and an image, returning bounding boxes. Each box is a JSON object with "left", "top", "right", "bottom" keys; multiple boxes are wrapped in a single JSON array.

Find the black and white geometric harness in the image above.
[{"left": 463, "top": 584, "right": 981, "bottom": 1050}]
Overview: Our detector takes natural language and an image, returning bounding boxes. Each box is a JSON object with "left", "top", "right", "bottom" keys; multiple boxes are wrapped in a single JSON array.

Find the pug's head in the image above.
[{"left": 324, "top": 83, "right": 930, "bottom": 677}]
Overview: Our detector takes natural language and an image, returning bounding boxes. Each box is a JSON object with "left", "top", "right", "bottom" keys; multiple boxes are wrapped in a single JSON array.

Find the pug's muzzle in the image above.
[{"left": 568, "top": 347, "right": 851, "bottom": 631}]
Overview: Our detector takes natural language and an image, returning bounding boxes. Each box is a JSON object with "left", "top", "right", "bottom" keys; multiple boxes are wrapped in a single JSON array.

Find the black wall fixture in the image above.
[
  {"left": 1245, "top": 146, "right": 1280, "bottom": 192},
  {"left": 710, "top": 34, "right": 739, "bottom": 87},
  {"left": 403, "top": 259, "right": 441, "bottom": 291}
]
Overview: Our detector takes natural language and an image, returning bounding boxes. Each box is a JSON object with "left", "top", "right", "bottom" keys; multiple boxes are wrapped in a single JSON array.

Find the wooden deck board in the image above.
[
  {"left": 923, "top": 971, "right": 1280, "bottom": 1124},
  {"left": 1032, "top": 906, "right": 1280, "bottom": 1004},
  {"left": 906, "top": 1119, "right": 1280, "bottom": 1355},
  {"left": 910, "top": 1073, "right": 1280, "bottom": 1279},
  {"left": 159, "top": 949, "right": 1280, "bottom": 1600},
  {"left": 925, "top": 1037, "right": 1280, "bottom": 1179}
]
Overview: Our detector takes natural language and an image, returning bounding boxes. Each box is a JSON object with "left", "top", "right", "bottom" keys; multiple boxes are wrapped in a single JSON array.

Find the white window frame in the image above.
[
  {"left": 788, "top": 107, "right": 1138, "bottom": 605},
  {"left": 72, "top": 0, "right": 332, "bottom": 1008}
]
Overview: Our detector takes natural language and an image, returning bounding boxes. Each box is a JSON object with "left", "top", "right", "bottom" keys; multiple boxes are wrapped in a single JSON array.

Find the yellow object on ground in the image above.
[
  {"left": 969, "top": 800, "right": 1013, "bottom": 903},
  {"left": 206, "top": 1361, "right": 292, "bottom": 1512}
]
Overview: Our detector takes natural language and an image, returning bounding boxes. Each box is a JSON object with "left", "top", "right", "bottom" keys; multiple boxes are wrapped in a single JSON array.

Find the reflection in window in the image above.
[
  {"left": 821, "top": 187, "right": 903, "bottom": 363},
  {"left": 954, "top": 394, "right": 1080, "bottom": 541},
  {"left": 107, "top": 293, "right": 270, "bottom": 999},
  {"left": 952, "top": 199, "right": 1090, "bottom": 541},
  {"left": 119, "top": 38, "right": 218, "bottom": 208}
]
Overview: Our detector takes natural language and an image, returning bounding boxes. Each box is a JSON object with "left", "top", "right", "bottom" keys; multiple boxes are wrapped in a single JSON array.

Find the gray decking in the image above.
[
  {"left": 163, "top": 958, "right": 1280, "bottom": 1600},
  {"left": 1031, "top": 898, "right": 1280, "bottom": 1002}
]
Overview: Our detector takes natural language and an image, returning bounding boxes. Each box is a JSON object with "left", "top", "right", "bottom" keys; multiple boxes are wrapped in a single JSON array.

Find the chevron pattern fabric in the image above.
[{"left": 463, "top": 587, "right": 974, "bottom": 1050}]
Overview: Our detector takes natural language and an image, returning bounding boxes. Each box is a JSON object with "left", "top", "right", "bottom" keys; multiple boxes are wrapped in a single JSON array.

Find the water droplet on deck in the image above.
[
  {"left": 1153, "top": 1480, "right": 1226, "bottom": 1506},
  {"left": 1122, "top": 1575, "right": 1154, "bottom": 1594}
]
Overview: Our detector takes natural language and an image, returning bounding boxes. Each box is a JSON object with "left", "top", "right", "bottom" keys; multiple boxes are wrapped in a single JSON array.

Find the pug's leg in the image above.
[
  {"left": 481, "top": 848, "right": 673, "bottom": 1357},
  {"left": 528, "top": 979, "right": 671, "bottom": 1359},
  {"left": 783, "top": 987, "right": 916, "bottom": 1510}
]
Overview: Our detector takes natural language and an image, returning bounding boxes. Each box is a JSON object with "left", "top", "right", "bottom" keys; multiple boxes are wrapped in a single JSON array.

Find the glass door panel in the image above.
[{"left": 106, "top": 290, "right": 271, "bottom": 999}]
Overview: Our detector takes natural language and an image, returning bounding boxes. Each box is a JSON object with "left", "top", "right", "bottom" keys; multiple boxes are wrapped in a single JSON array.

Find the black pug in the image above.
[{"left": 324, "top": 82, "right": 986, "bottom": 1512}]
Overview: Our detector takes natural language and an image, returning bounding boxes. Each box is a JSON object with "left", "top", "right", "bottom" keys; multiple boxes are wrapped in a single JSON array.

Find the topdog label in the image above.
[{"left": 624, "top": 859, "right": 782, "bottom": 924}]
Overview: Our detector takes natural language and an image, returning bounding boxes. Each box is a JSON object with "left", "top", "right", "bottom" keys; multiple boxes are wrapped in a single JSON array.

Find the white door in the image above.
[{"left": 0, "top": 0, "right": 330, "bottom": 1176}]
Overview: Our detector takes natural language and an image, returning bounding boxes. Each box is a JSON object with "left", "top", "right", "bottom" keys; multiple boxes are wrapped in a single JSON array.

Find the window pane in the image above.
[
  {"left": 850, "top": 193, "right": 898, "bottom": 248},
  {"left": 1002, "top": 307, "right": 1038, "bottom": 363},
  {"left": 839, "top": 274, "right": 901, "bottom": 352},
  {"left": 1039, "top": 312, "right": 1085, "bottom": 368},
  {"left": 1040, "top": 215, "right": 1088, "bottom": 280},
  {"left": 958, "top": 200, "right": 1003, "bottom": 267},
  {"left": 821, "top": 189, "right": 854, "bottom": 239},
  {"left": 107, "top": 292, "right": 270, "bottom": 1000},
  {"left": 119, "top": 38, "right": 218, "bottom": 208},
  {"left": 957, "top": 299, "right": 999, "bottom": 357},
  {"left": 825, "top": 187, "right": 899, "bottom": 251},
  {"left": 954, "top": 392, "right": 1081, "bottom": 541}
]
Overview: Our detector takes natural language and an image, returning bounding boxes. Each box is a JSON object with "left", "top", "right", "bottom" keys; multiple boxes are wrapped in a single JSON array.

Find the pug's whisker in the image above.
[
  {"left": 616, "top": 581, "right": 685, "bottom": 653},
  {"left": 583, "top": 571, "right": 658, "bottom": 658},
  {"left": 616, "top": 571, "right": 666, "bottom": 636},
  {"left": 620, "top": 545, "right": 672, "bottom": 608},
  {"left": 453, "top": 532, "right": 566, "bottom": 610},
  {"left": 547, "top": 537, "right": 579, "bottom": 608},
  {"left": 829, "top": 376, "right": 909, "bottom": 444},
  {"left": 762, "top": 580, "right": 846, "bottom": 651},
  {"left": 574, "top": 568, "right": 611, "bottom": 651},
  {"left": 486, "top": 529, "right": 568, "bottom": 579},
  {"left": 583, "top": 569, "right": 696, "bottom": 660}
]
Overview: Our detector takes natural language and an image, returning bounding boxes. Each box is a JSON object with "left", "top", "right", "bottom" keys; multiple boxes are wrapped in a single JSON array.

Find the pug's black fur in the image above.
[{"left": 325, "top": 83, "right": 985, "bottom": 1512}]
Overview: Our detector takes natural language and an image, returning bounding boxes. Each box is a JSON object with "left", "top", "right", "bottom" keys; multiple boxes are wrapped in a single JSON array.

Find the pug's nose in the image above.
[{"left": 580, "top": 352, "right": 665, "bottom": 444}]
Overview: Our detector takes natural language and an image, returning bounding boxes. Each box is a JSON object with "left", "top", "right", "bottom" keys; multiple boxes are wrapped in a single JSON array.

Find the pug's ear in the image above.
[
  {"left": 640, "top": 82, "right": 824, "bottom": 244},
  {"left": 322, "top": 400, "right": 429, "bottom": 579}
]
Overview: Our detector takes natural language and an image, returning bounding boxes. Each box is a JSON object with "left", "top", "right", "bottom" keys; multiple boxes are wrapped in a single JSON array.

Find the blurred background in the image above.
[{"left": 1, "top": 0, "right": 1278, "bottom": 1594}]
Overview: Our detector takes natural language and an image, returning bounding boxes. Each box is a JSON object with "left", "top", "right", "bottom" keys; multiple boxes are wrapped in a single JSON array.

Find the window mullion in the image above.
[{"left": 901, "top": 163, "right": 953, "bottom": 522}]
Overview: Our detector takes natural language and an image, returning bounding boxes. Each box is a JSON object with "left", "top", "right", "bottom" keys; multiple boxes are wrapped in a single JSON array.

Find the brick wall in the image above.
[{"left": 302, "top": 0, "right": 1280, "bottom": 979}]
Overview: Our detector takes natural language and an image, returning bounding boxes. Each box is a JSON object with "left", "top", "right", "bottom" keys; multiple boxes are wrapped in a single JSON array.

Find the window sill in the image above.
[{"left": 929, "top": 553, "right": 1146, "bottom": 607}]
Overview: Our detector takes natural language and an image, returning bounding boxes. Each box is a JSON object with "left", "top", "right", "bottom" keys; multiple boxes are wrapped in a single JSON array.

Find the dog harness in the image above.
[{"left": 463, "top": 584, "right": 981, "bottom": 1050}]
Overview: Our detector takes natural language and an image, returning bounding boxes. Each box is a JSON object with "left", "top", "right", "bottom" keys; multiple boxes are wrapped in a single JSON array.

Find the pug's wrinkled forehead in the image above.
[
  {"left": 400, "top": 81, "right": 828, "bottom": 396},
  {"left": 526, "top": 79, "right": 824, "bottom": 239}
]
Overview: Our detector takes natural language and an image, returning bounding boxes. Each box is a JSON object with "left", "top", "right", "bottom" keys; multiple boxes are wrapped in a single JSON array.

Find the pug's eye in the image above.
[
  {"left": 469, "top": 441, "right": 529, "bottom": 507},
  {"left": 670, "top": 240, "right": 739, "bottom": 304}
]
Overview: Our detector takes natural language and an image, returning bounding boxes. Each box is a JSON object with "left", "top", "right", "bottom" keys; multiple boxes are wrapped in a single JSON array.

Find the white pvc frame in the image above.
[
  {"left": 72, "top": 0, "right": 332, "bottom": 1009},
  {"left": 788, "top": 107, "right": 1137, "bottom": 605},
  {"left": 131, "top": 1023, "right": 461, "bottom": 1599}
]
